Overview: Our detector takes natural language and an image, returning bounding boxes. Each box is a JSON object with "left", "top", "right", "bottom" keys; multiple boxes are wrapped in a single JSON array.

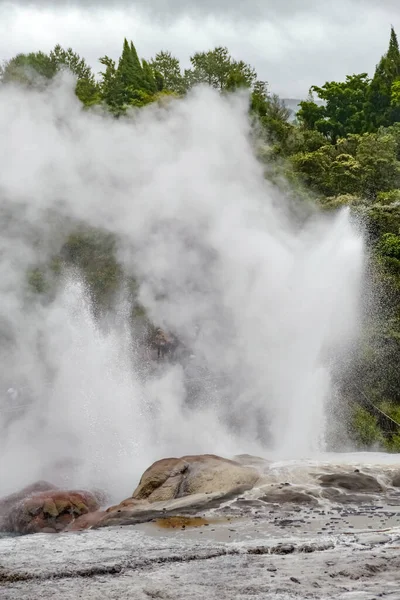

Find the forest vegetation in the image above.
[{"left": 2, "top": 28, "right": 400, "bottom": 450}]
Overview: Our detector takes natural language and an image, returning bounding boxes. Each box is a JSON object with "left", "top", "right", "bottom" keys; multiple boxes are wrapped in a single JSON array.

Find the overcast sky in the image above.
[{"left": 0, "top": 0, "right": 399, "bottom": 97}]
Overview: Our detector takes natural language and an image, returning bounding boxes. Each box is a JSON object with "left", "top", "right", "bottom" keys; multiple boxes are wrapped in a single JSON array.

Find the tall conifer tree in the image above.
[{"left": 367, "top": 26, "right": 400, "bottom": 129}]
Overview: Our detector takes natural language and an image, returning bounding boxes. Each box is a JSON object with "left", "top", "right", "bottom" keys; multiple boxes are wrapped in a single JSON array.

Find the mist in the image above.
[{"left": 0, "top": 73, "right": 364, "bottom": 501}]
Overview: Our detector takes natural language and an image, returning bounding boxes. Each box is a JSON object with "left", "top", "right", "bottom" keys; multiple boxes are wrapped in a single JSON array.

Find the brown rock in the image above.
[
  {"left": 318, "top": 472, "right": 383, "bottom": 493},
  {"left": 321, "top": 488, "right": 376, "bottom": 504},
  {"left": 96, "top": 488, "right": 252, "bottom": 529},
  {"left": 392, "top": 471, "right": 400, "bottom": 488},
  {"left": 64, "top": 510, "right": 107, "bottom": 531},
  {"left": 132, "top": 454, "right": 260, "bottom": 503},
  {"left": 260, "top": 487, "right": 318, "bottom": 506}
]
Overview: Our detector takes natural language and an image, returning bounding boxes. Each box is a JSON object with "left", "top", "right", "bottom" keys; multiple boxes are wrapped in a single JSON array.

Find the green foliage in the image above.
[
  {"left": 351, "top": 405, "right": 385, "bottom": 448},
  {"left": 297, "top": 97, "right": 325, "bottom": 130},
  {"left": 356, "top": 131, "right": 400, "bottom": 197},
  {"left": 60, "top": 229, "right": 123, "bottom": 309},
  {"left": 98, "top": 39, "right": 164, "bottom": 113},
  {"left": 149, "top": 51, "right": 185, "bottom": 94},
  {"left": 141, "top": 59, "right": 157, "bottom": 94},
  {"left": 49, "top": 44, "right": 94, "bottom": 81},
  {"left": 185, "top": 46, "right": 256, "bottom": 91},
  {"left": 367, "top": 27, "right": 400, "bottom": 129},
  {"left": 27, "top": 267, "right": 49, "bottom": 295},
  {"left": 0, "top": 51, "right": 56, "bottom": 85},
  {"left": 289, "top": 129, "right": 400, "bottom": 198},
  {"left": 379, "top": 232, "right": 400, "bottom": 259},
  {"left": 0, "top": 45, "right": 100, "bottom": 107},
  {"left": 290, "top": 146, "right": 335, "bottom": 194},
  {"left": 307, "top": 74, "right": 370, "bottom": 141}
]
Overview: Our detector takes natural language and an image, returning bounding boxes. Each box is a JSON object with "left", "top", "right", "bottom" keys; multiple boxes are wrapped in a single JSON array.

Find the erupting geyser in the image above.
[{"left": 0, "top": 77, "right": 364, "bottom": 500}]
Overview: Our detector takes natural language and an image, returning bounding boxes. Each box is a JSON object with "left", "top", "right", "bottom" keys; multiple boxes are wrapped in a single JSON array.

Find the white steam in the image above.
[{"left": 0, "top": 74, "right": 364, "bottom": 500}]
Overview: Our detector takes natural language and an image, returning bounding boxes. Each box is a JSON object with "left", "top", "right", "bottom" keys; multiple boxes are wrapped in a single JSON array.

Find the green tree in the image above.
[
  {"left": 98, "top": 55, "right": 122, "bottom": 112},
  {"left": 298, "top": 74, "right": 370, "bottom": 142},
  {"left": 0, "top": 51, "right": 56, "bottom": 85},
  {"left": 141, "top": 59, "right": 157, "bottom": 94},
  {"left": 356, "top": 131, "right": 400, "bottom": 198},
  {"left": 184, "top": 47, "right": 256, "bottom": 91},
  {"left": 49, "top": 44, "right": 94, "bottom": 80},
  {"left": 116, "top": 39, "right": 145, "bottom": 105},
  {"left": 99, "top": 40, "right": 159, "bottom": 113},
  {"left": 149, "top": 51, "right": 185, "bottom": 94},
  {"left": 367, "top": 26, "right": 400, "bottom": 129},
  {"left": 290, "top": 145, "right": 336, "bottom": 195},
  {"left": 49, "top": 45, "right": 100, "bottom": 106},
  {"left": 1, "top": 45, "right": 100, "bottom": 106}
]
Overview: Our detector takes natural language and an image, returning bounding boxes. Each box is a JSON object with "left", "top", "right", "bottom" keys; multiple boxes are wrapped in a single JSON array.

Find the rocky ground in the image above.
[{"left": 1, "top": 453, "right": 400, "bottom": 599}]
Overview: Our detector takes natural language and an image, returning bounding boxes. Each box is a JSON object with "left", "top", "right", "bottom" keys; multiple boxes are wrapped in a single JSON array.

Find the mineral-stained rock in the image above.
[
  {"left": 318, "top": 472, "right": 383, "bottom": 493},
  {"left": 95, "top": 488, "right": 251, "bottom": 529},
  {"left": 0, "top": 481, "right": 57, "bottom": 531},
  {"left": 131, "top": 454, "right": 260, "bottom": 503},
  {"left": 0, "top": 483, "right": 101, "bottom": 534}
]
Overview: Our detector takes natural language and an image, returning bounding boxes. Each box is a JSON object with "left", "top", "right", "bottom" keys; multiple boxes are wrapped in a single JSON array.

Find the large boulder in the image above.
[
  {"left": 132, "top": 454, "right": 260, "bottom": 503},
  {"left": 0, "top": 482, "right": 101, "bottom": 534},
  {"left": 0, "top": 481, "right": 57, "bottom": 530}
]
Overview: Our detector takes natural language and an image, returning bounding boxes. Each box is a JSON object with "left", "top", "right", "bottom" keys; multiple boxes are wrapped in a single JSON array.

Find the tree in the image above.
[
  {"left": 99, "top": 40, "right": 159, "bottom": 112},
  {"left": 49, "top": 45, "right": 100, "bottom": 106},
  {"left": 98, "top": 55, "right": 122, "bottom": 111},
  {"left": 184, "top": 47, "right": 256, "bottom": 91},
  {"left": 49, "top": 45, "right": 94, "bottom": 80},
  {"left": 116, "top": 39, "right": 145, "bottom": 105},
  {"left": 141, "top": 59, "right": 157, "bottom": 94},
  {"left": 290, "top": 145, "right": 336, "bottom": 195},
  {"left": 367, "top": 26, "right": 400, "bottom": 129},
  {"left": 356, "top": 131, "right": 400, "bottom": 198},
  {"left": 149, "top": 51, "right": 185, "bottom": 94},
  {"left": 0, "top": 51, "right": 56, "bottom": 85},
  {"left": 297, "top": 98, "right": 325, "bottom": 130},
  {"left": 297, "top": 74, "right": 370, "bottom": 142},
  {"left": 0, "top": 45, "right": 100, "bottom": 106}
]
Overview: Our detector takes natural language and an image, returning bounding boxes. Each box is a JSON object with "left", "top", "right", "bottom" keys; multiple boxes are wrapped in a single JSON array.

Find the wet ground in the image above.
[{"left": 1, "top": 453, "right": 400, "bottom": 599}]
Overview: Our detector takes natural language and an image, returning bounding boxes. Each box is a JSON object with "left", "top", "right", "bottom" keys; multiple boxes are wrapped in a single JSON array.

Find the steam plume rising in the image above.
[{"left": 0, "top": 74, "right": 364, "bottom": 500}]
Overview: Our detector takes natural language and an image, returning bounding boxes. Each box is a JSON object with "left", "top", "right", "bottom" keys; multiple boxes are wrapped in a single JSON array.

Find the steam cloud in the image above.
[{"left": 0, "top": 74, "right": 364, "bottom": 501}]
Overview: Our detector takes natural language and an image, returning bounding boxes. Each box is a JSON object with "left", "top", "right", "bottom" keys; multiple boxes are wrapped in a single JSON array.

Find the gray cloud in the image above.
[
  {"left": 0, "top": 1, "right": 398, "bottom": 97},
  {"left": 3, "top": 0, "right": 399, "bottom": 19}
]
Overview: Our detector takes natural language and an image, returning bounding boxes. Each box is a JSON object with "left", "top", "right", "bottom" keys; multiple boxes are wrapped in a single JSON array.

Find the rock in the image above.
[
  {"left": 318, "top": 472, "right": 383, "bottom": 493},
  {"left": 321, "top": 488, "right": 376, "bottom": 505},
  {"left": 64, "top": 510, "right": 108, "bottom": 531},
  {"left": 96, "top": 488, "right": 252, "bottom": 529},
  {"left": 132, "top": 454, "right": 260, "bottom": 503},
  {"left": 0, "top": 484, "right": 101, "bottom": 534},
  {"left": 0, "top": 481, "right": 57, "bottom": 531},
  {"left": 392, "top": 471, "right": 400, "bottom": 487},
  {"left": 233, "top": 454, "right": 271, "bottom": 471},
  {"left": 260, "top": 487, "right": 318, "bottom": 506}
]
